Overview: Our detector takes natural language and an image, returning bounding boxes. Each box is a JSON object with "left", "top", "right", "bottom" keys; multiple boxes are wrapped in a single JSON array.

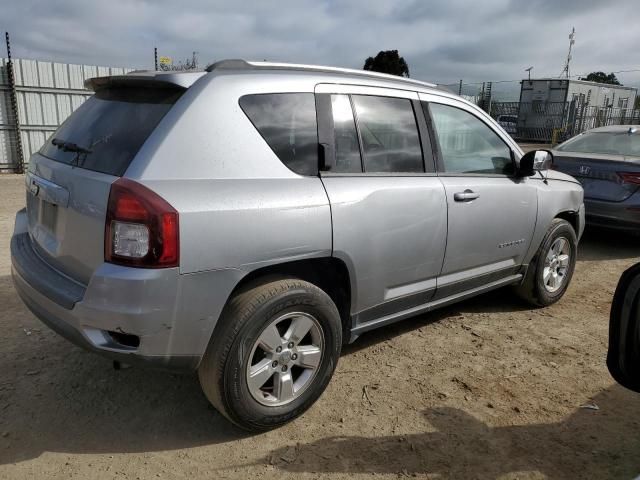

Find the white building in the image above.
[
  {"left": 519, "top": 78, "right": 637, "bottom": 109},
  {"left": 515, "top": 78, "right": 638, "bottom": 141}
]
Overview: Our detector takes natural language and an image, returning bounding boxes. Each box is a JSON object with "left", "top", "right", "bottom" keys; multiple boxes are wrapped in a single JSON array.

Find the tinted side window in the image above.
[
  {"left": 240, "top": 93, "right": 318, "bottom": 176},
  {"left": 428, "top": 103, "right": 512, "bottom": 175},
  {"left": 330, "top": 94, "right": 362, "bottom": 173},
  {"left": 352, "top": 95, "right": 423, "bottom": 173}
]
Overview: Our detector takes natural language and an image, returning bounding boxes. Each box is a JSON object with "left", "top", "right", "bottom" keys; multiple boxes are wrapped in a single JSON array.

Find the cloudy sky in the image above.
[{"left": 2, "top": 0, "right": 639, "bottom": 98}]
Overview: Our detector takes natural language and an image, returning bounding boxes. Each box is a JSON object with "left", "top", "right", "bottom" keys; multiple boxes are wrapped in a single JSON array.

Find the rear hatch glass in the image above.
[
  {"left": 40, "top": 87, "right": 183, "bottom": 176},
  {"left": 556, "top": 131, "right": 640, "bottom": 157}
]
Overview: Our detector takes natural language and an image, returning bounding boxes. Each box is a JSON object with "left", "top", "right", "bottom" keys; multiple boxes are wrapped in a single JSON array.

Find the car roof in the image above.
[
  {"left": 86, "top": 59, "right": 457, "bottom": 101},
  {"left": 85, "top": 58, "right": 489, "bottom": 128},
  {"left": 205, "top": 59, "right": 439, "bottom": 90}
]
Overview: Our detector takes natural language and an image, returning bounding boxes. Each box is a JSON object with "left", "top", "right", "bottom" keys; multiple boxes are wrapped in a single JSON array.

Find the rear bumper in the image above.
[
  {"left": 585, "top": 195, "right": 640, "bottom": 231},
  {"left": 11, "top": 209, "right": 244, "bottom": 371},
  {"left": 11, "top": 266, "right": 199, "bottom": 370}
]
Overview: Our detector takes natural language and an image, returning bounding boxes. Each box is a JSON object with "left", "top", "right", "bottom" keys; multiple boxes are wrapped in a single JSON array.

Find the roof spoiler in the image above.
[{"left": 84, "top": 70, "right": 206, "bottom": 92}]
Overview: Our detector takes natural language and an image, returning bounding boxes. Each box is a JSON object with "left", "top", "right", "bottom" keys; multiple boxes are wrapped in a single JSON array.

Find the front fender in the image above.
[{"left": 523, "top": 177, "right": 584, "bottom": 265}]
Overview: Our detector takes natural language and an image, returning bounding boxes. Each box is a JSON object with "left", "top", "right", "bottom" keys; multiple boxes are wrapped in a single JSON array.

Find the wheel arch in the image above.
[
  {"left": 526, "top": 211, "right": 579, "bottom": 265},
  {"left": 555, "top": 210, "right": 580, "bottom": 235},
  {"left": 218, "top": 257, "right": 353, "bottom": 344}
]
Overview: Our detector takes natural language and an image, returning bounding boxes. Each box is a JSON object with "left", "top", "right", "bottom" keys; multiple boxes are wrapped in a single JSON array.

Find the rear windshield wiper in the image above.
[
  {"left": 51, "top": 137, "right": 93, "bottom": 167},
  {"left": 51, "top": 137, "right": 92, "bottom": 154}
]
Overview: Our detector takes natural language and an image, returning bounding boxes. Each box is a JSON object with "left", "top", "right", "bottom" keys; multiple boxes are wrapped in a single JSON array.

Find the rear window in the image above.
[
  {"left": 40, "top": 87, "right": 182, "bottom": 176},
  {"left": 239, "top": 93, "right": 318, "bottom": 176},
  {"left": 556, "top": 132, "right": 640, "bottom": 157}
]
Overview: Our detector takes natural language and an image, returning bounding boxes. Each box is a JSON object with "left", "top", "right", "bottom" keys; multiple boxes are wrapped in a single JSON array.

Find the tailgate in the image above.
[
  {"left": 26, "top": 157, "right": 115, "bottom": 285},
  {"left": 24, "top": 83, "right": 185, "bottom": 285}
]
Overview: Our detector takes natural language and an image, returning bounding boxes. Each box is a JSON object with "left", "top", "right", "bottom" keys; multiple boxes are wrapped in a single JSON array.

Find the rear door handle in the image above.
[{"left": 453, "top": 189, "right": 480, "bottom": 202}]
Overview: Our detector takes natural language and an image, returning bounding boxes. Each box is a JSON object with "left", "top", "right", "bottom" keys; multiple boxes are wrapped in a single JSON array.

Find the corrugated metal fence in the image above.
[{"left": 0, "top": 58, "right": 132, "bottom": 172}]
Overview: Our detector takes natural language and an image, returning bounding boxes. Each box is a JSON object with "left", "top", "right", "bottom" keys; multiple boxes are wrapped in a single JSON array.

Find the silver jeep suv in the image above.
[{"left": 10, "top": 60, "right": 584, "bottom": 431}]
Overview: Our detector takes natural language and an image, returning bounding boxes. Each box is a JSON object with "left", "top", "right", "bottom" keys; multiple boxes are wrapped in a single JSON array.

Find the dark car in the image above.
[
  {"left": 552, "top": 125, "right": 640, "bottom": 231},
  {"left": 608, "top": 261, "right": 640, "bottom": 393},
  {"left": 496, "top": 114, "right": 517, "bottom": 135}
]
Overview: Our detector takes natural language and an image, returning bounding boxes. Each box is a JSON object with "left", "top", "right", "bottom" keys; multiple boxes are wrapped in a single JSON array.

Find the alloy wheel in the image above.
[
  {"left": 246, "top": 312, "right": 324, "bottom": 406},
  {"left": 543, "top": 236, "right": 571, "bottom": 293}
]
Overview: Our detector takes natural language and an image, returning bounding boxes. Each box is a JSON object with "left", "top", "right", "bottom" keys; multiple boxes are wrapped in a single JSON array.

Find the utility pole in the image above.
[
  {"left": 5, "top": 32, "right": 24, "bottom": 174},
  {"left": 560, "top": 27, "right": 575, "bottom": 79},
  {"left": 154, "top": 47, "right": 158, "bottom": 71},
  {"left": 458, "top": 79, "right": 463, "bottom": 96}
]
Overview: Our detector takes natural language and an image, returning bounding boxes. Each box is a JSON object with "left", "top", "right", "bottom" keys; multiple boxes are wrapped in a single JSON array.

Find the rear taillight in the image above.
[
  {"left": 618, "top": 172, "right": 640, "bottom": 185},
  {"left": 105, "top": 178, "right": 179, "bottom": 268}
]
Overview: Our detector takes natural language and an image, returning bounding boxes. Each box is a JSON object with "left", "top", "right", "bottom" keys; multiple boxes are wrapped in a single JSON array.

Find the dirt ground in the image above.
[{"left": 1, "top": 173, "right": 639, "bottom": 480}]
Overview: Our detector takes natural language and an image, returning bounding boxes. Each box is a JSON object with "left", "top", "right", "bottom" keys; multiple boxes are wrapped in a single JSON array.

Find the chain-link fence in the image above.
[{"left": 489, "top": 100, "right": 640, "bottom": 143}]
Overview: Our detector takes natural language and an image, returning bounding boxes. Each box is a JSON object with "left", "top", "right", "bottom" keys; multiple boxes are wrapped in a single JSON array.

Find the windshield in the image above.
[
  {"left": 556, "top": 131, "right": 640, "bottom": 157},
  {"left": 40, "top": 87, "right": 183, "bottom": 176}
]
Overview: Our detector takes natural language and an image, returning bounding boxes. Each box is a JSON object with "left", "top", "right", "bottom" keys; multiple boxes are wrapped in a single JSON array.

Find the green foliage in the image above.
[
  {"left": 581, "top": 71, "right": 621, "bottom": 85},
  {"left": 363, "top": 50, "right": 410, "bottom": 77}
]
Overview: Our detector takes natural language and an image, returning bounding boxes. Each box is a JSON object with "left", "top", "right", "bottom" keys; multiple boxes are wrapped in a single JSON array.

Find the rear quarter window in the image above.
[
  {"left": 239, "top": 93, "right": 318, "bottom": 176},
  {"left": 40, "top": 87, "right": 182, "bottom": 176}
]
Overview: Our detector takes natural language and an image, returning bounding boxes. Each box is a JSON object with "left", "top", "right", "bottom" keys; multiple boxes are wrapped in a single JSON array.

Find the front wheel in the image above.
[
  {"left": 516, "top": 218, "right": 577, "bottom": 306},
  {"left": 198, "top": 278, "right": 342, "bottom": 432}
]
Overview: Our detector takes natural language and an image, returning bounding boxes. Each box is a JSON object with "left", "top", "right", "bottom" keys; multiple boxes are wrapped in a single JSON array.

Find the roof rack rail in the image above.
[
  {"left": 205, "top": 59, "right": 253, "bottom": 71},
  {"left": 205, "top": 59, "right": 437, "bottom": 89}
]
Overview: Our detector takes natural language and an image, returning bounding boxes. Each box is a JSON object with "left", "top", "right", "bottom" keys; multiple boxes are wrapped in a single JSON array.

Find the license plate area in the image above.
[
  {"left": 26, "top": 192, "right": 39, "bottom": 229},
  {"left": 27, "top": 192, "right": 58, "bottom": 236},
  {"left": 41, "top": 200, "right": 58, "bottom": 234}
]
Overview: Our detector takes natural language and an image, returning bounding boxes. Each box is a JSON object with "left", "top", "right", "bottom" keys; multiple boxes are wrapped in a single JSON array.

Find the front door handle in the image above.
[{"left": 453, "top": 189, "right": 480, "bottom": 202}]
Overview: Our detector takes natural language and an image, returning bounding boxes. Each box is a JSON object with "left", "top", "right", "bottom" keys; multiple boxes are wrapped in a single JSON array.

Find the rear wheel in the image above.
[
  {"left": 516, "top": 218, "right": 577, "bottom": 306},
  {"left": 198, "top": 278, "right": 342, "bottom": 431}
]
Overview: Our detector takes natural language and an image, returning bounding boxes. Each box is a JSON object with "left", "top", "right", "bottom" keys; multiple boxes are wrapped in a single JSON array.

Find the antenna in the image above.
[
  {"left": 560, "top": 27, "right": 575, "bottom": 78},
  {"left": 525, "top": 66, "right": 533, "bottom": 81}
]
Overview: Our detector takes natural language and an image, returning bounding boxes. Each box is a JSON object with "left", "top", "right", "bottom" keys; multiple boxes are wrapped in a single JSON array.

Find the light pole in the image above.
[{"left": 525, "top": 66, "right": 533, "bottom": 82}]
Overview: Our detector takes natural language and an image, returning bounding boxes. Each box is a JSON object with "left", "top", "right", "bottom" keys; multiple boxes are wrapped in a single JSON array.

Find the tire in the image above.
[
  {"left": 516, "top": 218, "right": 577, "bottom": 307},
  {"left": 198, "top": 278, "right": 342, "bottom": 432}
]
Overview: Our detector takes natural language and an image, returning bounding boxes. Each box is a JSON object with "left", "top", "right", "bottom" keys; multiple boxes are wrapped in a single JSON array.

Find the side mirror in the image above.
[
  {"left": 518, "top": 150, "right": 553, "bottom": 177},
  {"left": 607, "top": 262, "right": 640, "bottom": 393}
]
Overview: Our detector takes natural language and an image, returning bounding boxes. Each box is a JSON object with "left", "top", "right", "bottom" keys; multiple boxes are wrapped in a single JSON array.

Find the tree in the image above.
[
  {"left": 363, "top": 50, "right": 409, "bottom": 77},
  {"left": 581, "top": 71, "right": 621, "bottom": 85}
]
